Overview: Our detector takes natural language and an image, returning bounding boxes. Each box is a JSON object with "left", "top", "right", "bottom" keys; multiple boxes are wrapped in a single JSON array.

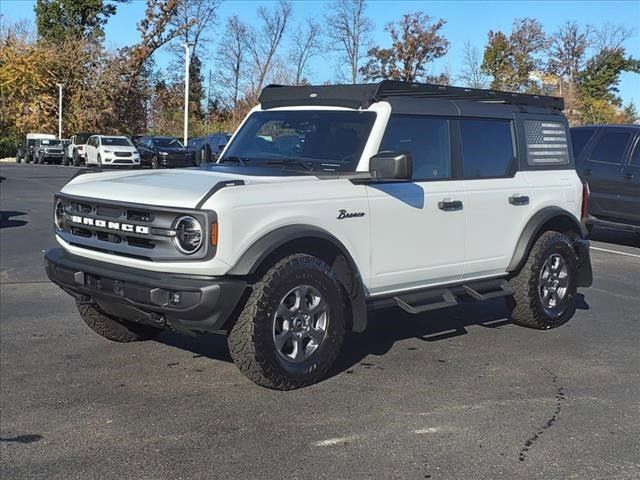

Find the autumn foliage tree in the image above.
[{"left": 361, "top": 12, "right": 449, "bottom": 82}]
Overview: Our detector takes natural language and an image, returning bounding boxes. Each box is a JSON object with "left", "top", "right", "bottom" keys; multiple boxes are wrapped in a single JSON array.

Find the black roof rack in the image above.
[{"left": 259, "top": 80, "right": 564, "bottom": 111}]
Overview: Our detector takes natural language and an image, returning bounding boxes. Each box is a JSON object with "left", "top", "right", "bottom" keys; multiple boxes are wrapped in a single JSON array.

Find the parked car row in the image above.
[{"left": 15, "top": 132, "right": 231, "bottom": 169}]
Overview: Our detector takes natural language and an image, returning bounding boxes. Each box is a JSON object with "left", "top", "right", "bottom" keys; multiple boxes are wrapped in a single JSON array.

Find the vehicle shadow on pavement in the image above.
[
  {"left": 0, "top": 211, "right": 28, "bottom": 229},
  {"left": 589, "top": 227, "right": 640, "bottom": 248},
  {"left": 152, "top": 294, "right": 589, "bottom": 380},
  {"left": 329, "top": 293, "right": 590, "bottom": 379}
]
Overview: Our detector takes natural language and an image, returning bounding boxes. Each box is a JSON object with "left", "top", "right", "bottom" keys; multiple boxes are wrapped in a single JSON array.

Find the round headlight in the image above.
[
  {"left": 54, "top": 199, "right": 65, "bottom": 229},
  {"left": 173, "top": 216, "right": 203, "bottom": 254}
]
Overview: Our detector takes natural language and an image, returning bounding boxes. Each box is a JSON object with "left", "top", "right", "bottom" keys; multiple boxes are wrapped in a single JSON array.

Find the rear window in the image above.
[
  {"left": 570, "top": 129, "right": 595, "bottom": 159},
  {"left": 379, "top": 115, "right": 450, "bottom": 180},
  {"left": 524, "top": 120, "right": 569, "bottom": 165},
  {"left": 588, "top": 132, "right": 632, "bottom": 165},
  {"left": 461, "top": 118, "right": 515, "bottom": 178}
]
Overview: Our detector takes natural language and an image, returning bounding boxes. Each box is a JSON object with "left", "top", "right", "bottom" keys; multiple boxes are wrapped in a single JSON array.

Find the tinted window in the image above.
[
  {"left": 76, "top": 133, "right": 92, "bottom": 144},
  {"left": 379, "top": 115, "right": 450, "bottom": 179},
  {"left": 571, "top": 129, "right": 595, "bottom": 158},
  {"left": 630, "top": 142, "right": 640, "bottom": 167},
  {"left": 524, "top": 120, "right": 569, "bottom": 165},
  {"left": 589, "top": 132, "right": 631, "bottom": 165},
  {"left": 223, "top": 110, "right": 376, "bottom": 171},
  {"left": 101, "top": 137, "right": 132, "bottom": 146},
  {"left": 154, "top": 137, "right": 183, "bottom": 148},
  {"left": 461, "top": 119, "right": 514, "bottom": 178}
]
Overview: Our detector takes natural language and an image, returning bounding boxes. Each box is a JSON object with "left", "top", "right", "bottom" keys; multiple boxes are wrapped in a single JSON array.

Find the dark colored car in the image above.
[
  {"left": 187, "top": 133, "right": 231, "bottom": 165},
  {"left": 33, "top": 139, "right": 65, "bottom": 165},
  {"left": 136, "top": 136, "right": 195, "bottom": 168},
  {"left": 572, "top": 125, "right": 640, "bottom": 234}
]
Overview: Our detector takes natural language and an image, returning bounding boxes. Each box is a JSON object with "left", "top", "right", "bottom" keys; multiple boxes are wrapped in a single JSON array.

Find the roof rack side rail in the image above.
[{"left": 373, "top": 80, "right": 564, "bottom": 110}]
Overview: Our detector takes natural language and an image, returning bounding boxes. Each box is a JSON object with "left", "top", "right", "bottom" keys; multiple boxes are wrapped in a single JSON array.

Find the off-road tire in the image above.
[
  {"left": 228, "top": 254, "right": 347, "bottom": 390},
  {"left": 507, "top": 231, "right": 578, "bottom": 329},
  {"left": 63, "top": 155, "right": 70, "bottom": 166},
  {"left": 16, "top": 153, "right": 22, "bottom": 164},
  {"left": 77, "top": 298, "right": 160, "bottom": 342},
  {"left": 72, "top": 150, "right": 81, "bottom": 167}
]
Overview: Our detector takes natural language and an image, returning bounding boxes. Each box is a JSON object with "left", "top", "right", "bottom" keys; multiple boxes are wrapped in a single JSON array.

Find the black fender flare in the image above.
[
  {"left": 507, "top": 207, "right": 586, "bottom": 273},
  {"left": 227, "top": 225, "right": 368, "bottom": 332}
]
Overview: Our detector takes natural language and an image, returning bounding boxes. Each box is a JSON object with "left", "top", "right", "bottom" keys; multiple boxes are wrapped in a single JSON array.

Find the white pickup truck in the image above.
[{"left": 46, "top": 81, "right": 592, "bottom": 389}]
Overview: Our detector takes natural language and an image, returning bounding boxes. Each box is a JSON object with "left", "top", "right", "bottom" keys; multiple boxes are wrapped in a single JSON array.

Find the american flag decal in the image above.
[{"left": 525, "top": 120, "right": 569, "bottom": 164}]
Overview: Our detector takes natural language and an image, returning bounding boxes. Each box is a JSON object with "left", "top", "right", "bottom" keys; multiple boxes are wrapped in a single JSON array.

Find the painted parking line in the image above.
[
  {"left": 313, "top": 435, "right": 360, "bottom": 447},
  {"left": 591, "top": 247, "right": 640, "bottom": 259}
]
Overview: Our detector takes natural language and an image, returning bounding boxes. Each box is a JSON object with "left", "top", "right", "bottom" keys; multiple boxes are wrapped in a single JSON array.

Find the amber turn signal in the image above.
[{"left": 211, "top": 222, "right": 218, "bottom": 246}]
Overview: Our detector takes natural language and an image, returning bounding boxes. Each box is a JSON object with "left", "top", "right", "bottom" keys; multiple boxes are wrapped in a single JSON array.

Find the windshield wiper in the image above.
[
  {"left": 219, "top": 155, "right": 249, "bottom": 165},
  {"left": 265, "top": 159, "right": 313, "bottom": 171}
]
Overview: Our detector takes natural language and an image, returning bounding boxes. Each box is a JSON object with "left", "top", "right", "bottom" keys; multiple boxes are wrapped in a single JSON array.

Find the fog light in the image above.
[{"left": 170, "top": 292, "right": 181, "bottom": 305}]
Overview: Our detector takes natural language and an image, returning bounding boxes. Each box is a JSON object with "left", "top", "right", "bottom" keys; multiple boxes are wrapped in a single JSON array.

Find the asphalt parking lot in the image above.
[{"left": 1, "top": 163, "right": 639, "bottom": 480}]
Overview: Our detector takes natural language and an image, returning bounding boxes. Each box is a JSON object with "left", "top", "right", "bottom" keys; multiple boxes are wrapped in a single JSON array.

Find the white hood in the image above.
[{"left": 61, "top": 168, "right": 315, "bottom": 208}]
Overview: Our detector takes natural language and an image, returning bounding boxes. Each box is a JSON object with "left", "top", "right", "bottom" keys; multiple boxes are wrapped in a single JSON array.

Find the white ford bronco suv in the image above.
[{"left": 46, "top": 81, "right": 592, "bottom": 389}]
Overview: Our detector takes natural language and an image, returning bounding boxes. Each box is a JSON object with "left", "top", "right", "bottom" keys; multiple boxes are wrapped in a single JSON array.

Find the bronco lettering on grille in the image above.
[{"left": 70, "top": 215, "right": 149, "bottom": 234}]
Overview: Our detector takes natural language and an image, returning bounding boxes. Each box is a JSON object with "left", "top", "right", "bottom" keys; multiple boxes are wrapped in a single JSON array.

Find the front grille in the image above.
[
  {"left": 45, "top": 149, "right": 63, "bottom": 154},
  {"left": 55, "top": 195, "right": 213, "bottom": 261},
  {"left": 114, "top": 151, "right": 132, "bottom": 157},
  {"left": 113, "top": 159, "right": 134, "bottom": 164}
]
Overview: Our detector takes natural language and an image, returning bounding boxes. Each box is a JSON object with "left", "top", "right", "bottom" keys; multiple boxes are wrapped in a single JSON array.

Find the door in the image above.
[
  {"left": 460, "top": 117, "right": 531, "bottom": 278},
  {"left": 620, "top": 135, "right": 640, "bottom": 225},
  {"left": 366, "top": 115, "right": 466, "bottom": 296},
  {"left": 138, "top": 138, "right": 153, "bottom": 165},
  {"left": 582, "top": 129, "right": 634, "bottom": 222},
  {"left": 85, "top": 137, "right": 96, "bottom": 164}
]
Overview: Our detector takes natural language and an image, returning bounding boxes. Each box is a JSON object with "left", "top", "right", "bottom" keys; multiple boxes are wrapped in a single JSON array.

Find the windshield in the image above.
[
  {"left": 41, "top": 140, "right": 61, "bottom": 146},
  {"left": 76, "top": 133, "right": 92, "bottom": 144},
  {"left": 221, "top": 110, "right": 376, "bottom": 171},
  {"left": 154, "top": 137, "right": 183, "bottom": 148},
  {"left": 102, "top": 137, "right": 132, "bottom": 147}
]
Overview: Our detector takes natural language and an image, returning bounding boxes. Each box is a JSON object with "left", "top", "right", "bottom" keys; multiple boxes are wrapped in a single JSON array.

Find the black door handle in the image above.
[
  {"left": 583, "top": 169, "right": 592, "bottom": 176},
  {"left": 623, "top": 172, "right": 634, "bottom": 180},
  {"left": 509, "top": 195, "right": 530, "bottom": 206},
  {"left": 438, "top": 200, "right": 463, "bottom": 211}
]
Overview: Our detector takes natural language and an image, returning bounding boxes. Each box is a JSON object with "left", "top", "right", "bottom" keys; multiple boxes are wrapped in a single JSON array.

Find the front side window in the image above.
[
  {"left": 589, "top": 132, "right": 632, "bottom": 165},
  {"left": 222, "top": 110, "right": 376, "bottom": 171},
  {"left": 461, "top": 119, "right": 515, "bottom": 178},
  {"left": 379, "top": 115, "right": 450, "bottom": 180}
]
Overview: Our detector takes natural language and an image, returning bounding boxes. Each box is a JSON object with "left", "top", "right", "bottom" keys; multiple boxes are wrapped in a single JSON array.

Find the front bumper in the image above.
[{"left": 45, "top": 248, "right": 247, "bottom": 334}]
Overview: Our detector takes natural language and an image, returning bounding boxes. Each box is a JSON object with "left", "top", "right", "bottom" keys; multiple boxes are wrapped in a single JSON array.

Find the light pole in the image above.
[
  {"left": 183, "top": 42, "right": 194, "bottom": 147},
  {"left": 56, "top": 83, "right": 64, "bottom": 139}
]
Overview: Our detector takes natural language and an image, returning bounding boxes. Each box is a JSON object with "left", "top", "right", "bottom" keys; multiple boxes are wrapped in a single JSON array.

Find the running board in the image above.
[{"left": 369, "top": 278, "right": 514, "bottom": 314}]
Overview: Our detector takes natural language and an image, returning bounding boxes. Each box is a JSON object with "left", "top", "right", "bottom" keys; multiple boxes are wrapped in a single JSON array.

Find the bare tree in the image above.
[
  {"left": 215, "top": 15, "right": 249, "bottom": 110},
  {"left": 594, "top": 22, "right": 636, "bottom": 52},
  {"left": 458, "top": 41, "right": 488, "bottom": 88},
  {"left": 289, "top": 18, "right": 322, "bottom": 85},
  {"left": 169, "top": 0, "right": 221, "bottom": 60},
  {"left": 547, "top": 21, "right": 593, "bottom": 89},
  {"left": 326, "top": 0, "right": 373, "bottom": 83},
  {"left": 246, "top": 0, "right": 293, "bottom": 97}
]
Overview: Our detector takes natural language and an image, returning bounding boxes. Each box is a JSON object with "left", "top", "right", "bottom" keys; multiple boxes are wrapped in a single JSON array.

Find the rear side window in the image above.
[
  {"left": 524, "top": 120, "right": 569, "bottom": 165},
  {"left": 461, "top": 118, "right": 514, "bottom": 178},
  {"left": 589, "top": 132, "right": 632, "bottom": 165},
  {"left": 631, "top": 141, "right": 640, "bottom": 166},
  {"left": 570, "top": 129, "right": 596, "bottom": 159},
  {"left": 379, "top": 115, "right": 450, "bottom": 180}
]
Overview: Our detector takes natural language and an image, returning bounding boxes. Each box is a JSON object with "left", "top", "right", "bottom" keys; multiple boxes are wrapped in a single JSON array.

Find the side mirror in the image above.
[{"left": 369, "top": 151, "right": 412, "bottom": 180}]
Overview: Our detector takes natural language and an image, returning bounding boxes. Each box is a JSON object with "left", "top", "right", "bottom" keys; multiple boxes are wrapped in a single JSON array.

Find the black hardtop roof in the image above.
[
  {"left": 571, "top": 124, "right": 640, "bottom": 130},
  {"left": 259, "top": 80, "right": 564, "bottom": 112}
]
